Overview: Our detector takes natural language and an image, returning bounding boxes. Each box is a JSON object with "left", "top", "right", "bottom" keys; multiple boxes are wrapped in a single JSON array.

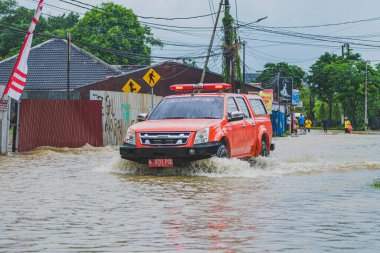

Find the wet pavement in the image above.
[{"left": 0, "top": 131, "right": 379, "bottom": 252}]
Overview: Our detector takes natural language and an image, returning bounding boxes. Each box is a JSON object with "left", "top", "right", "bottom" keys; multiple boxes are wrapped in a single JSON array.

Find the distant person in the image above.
[
  {"left": 287, "top": 114, "right": 292, "bottom": 132},
  {"left": 292, "top": 113, "right": 298, "bottom": 136},
  {"left": 299, "top": 114, "right": 305, "bottom": 132},
  {"left": 344, "top": 117, "right": 351, "bottom": 133},
  {"left": 322, "top": 118, "right": 328, "bottom": 133},
  {"left": 305, "top": 118, "right": 312, "bottom": 132},
  {"left": 293, "top": 122, "right": 298, "bottom": 136}
]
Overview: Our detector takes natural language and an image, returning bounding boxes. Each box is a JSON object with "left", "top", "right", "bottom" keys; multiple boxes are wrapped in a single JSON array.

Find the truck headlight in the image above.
[
  {"left": 194, "top": 127, "right": 210, "bottom": 144},
  {"left": 124, "top": 128, "right": 136, "bottom": 145}
]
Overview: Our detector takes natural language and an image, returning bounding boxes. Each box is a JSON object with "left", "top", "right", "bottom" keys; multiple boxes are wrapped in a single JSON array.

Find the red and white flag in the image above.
[{"left": 2, "top": 0, "right": 44, "bottom": 101}]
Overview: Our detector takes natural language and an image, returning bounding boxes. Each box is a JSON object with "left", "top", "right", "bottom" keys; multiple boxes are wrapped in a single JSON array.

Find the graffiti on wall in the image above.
[
  {"left": 92, "top": 93, "right": 123, "bottom": 145},
  {"left": 90, "top": 90, "right": 163, "bottom": 146},
  {"left": 121, "top": 104, "right": 131, "bottom": 122}
]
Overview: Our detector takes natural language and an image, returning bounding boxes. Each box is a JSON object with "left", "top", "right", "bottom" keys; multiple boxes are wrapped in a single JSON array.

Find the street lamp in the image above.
[{"left": 239, "top": 16, "right": 268, "bottom": 89}]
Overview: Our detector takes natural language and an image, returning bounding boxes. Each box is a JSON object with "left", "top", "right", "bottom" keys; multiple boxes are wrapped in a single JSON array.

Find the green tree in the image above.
[
  {"left": 308, "top": 53, "right": 341, "bottom": 123},
  {"left": 309, "top": 51, "right": 380, "bottom": 128},
  {"left": 0, "top": 6, "right": 50, "bottom": 59},
  {"left": 46, "top": 12, "right": 79, "bottom": 36},
  {"left": 256, "top": 62, "right": 305, "bottom": 89},
  {"left": 0, "top": 0, "right": 16, "bottom": 17},
  {"left": 0, "top": 2, "right": 78, "bottom": 60},
  {"left": 70, "top": 3, "right": 162, "bottom": 65}
]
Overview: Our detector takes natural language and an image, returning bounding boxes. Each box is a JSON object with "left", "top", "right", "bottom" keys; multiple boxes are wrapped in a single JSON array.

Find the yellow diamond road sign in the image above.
[
  {"left": 143, "top": 68, "right": 161, "bottom": 87},
  {"left": 122, "top": 79, "right": 141, "bottom": 93}
]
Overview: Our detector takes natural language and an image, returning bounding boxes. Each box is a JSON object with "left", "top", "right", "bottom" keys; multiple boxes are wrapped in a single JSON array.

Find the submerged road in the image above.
[{"left": 1, "top": 131, "right": 379, "bottom": 252}]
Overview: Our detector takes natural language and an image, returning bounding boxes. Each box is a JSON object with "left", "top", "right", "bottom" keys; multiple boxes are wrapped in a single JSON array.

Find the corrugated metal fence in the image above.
[
  {"left": 90, "top": 91, "right": 163, "bottom": 146},
  {"left": 19, "top": 100, "right": 103, "bottom": 152}
]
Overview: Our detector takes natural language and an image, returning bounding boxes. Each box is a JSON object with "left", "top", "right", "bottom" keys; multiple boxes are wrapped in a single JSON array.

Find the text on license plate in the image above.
[{"left": 148, "top": 159, "right": 174, "bottom": 167}]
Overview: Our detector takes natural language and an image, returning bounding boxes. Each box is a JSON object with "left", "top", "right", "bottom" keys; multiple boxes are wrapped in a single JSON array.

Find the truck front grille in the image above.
[{"left": 139, "top": 132, "right": 191, "bottom": 146}]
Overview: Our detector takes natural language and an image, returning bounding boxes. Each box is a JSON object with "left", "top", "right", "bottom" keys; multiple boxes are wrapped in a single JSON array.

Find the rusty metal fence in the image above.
[{"left": 19, "top": 99, "right": 103, "bottom": 152}]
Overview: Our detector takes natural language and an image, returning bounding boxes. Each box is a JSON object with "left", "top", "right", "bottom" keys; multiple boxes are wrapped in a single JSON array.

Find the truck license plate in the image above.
[{"left": 148, "top": 159, "right": 174, "bottom": 167}]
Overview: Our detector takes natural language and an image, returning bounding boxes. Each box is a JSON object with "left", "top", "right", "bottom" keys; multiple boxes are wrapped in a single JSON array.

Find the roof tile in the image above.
[{"left": 0, "top": 39, "right": 121, "bottom": 90}]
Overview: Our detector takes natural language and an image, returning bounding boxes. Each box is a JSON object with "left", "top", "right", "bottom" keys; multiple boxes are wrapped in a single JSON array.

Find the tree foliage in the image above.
[
  {"left": 0, "top": 2, "right": 160, "bottom": 65},
  {"left": 255, "top": 62, "right": 305, "bottom": 89},
  {"left": 308, "top": 52, "right": 380, "bottom": 128},
  {"left": 70, "top": 3, "right": 162, "bottom": 65},
  {"left": 0, "top": 0, "right": 16, "bottom": 17},
  {"left": 0, "top": 1, "right": 79, "bottom": 60}
]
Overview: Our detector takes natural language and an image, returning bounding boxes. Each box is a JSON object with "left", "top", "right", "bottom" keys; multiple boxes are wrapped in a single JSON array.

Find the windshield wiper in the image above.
[
  {"left": 198, "top": 117, "right": 219, "bottom": 119},
  {"left": 162, "top": 116, "right": 187, "bottom": 119}
]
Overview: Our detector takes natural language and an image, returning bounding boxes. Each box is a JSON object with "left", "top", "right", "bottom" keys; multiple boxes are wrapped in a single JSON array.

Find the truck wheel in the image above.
[
  {"left": 260, "top": 140, "right": 269, "bottom": 157},
  {"left": 216, "top": 143, "right": 229, "bottom": 158}
]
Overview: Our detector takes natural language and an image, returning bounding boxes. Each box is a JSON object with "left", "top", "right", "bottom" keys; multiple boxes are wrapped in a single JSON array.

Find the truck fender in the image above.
[
  {"left": 214, "top": 127, "right": 231, "bottom": 151},
  {"left": 255, "top": 127, "right": 269, "bottom": 156}
]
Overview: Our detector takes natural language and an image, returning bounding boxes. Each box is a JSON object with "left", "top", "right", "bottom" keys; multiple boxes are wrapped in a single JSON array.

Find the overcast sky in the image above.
[{"left": 17, "top": 0, "right": 380, "bottom": 74}]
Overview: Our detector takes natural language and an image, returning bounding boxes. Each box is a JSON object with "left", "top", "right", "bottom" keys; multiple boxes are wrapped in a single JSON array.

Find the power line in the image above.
[
  {"left": 244, "top": 26, "right": 380, "bottom": 48},
  {"left": 12, "top": 2, "right": 221, "bottom": 52},
  {"left": 57, "top": 0, "right": 219, "bottom": 22},
  {"left": 0, "top": 22, "right": 224, "bottom": 61},
  {"left": 254, "top": 16, "right": 380, "bottom": 29}
]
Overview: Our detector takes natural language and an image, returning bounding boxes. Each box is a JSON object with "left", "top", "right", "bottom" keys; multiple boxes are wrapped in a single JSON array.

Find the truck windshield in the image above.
[{"left": 148, "top": 97, "right": 224, "bottom": 120}]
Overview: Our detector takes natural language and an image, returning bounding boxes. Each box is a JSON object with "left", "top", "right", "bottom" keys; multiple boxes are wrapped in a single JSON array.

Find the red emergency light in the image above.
[{"left": 170, "top": 83, "right": 231, "bottom": 92}]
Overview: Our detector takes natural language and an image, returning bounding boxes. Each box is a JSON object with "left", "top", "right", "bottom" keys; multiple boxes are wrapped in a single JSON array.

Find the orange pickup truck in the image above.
[{"left": 120, "top": 83, "right": 274, "bottom": 167}]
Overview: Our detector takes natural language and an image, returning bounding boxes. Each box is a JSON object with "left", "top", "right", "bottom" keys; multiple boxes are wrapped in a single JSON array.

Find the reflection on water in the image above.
[{"left": 0, "top": 131, "right": 379, "bottom": 252}]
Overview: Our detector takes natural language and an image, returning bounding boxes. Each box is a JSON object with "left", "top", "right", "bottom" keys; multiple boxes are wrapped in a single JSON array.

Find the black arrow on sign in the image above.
[{"left": 129, "top": 81, "right": 136, "bottom": 92}]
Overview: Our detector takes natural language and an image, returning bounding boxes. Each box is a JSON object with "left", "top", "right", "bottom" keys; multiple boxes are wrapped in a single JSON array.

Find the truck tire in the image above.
[
  {"left": 260, "top": 139, "right": 269, "bottom": 157},
  {"left": 216, "top": 143, "right": 229, "bottom": 158}
]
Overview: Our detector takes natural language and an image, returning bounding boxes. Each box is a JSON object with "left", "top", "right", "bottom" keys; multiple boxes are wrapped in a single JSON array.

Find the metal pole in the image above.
[
  {"left": 224, "top": 0, "right": 232, "bottom": 87},
  {"left": 242, "top": 41, "right": 246, "bottom": 87},
  {"left": 200, "top": 0, "right": 223, "bottom": 83},
  {"left": 67, "top": 32, "right": 71, "bottom": 100},
  {"left": 365, "top": 61, "right": 368, "bottom": 131},
  {"left": 151, "top": 88, "right": 154, "bottom": 112},
  {"left": 6, "top": 98, "right": 11, "bottom": 154},
  {"left": 15, "top": 100, "right": 20, "bottom": 152}
]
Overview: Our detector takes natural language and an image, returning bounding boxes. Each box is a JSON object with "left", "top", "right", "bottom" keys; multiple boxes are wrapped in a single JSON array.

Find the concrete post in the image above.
[{"left": 0, "top": 99, "right": 10, "bottom": 155}]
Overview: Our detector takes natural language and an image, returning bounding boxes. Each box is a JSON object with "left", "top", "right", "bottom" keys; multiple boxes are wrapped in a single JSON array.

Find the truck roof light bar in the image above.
[{"left": 170, "top": 83, "right": 231, "bottom": 92}]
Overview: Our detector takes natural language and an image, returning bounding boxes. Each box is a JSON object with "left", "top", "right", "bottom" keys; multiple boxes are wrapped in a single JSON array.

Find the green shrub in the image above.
[{"left": 371, "top": 179, "right": 380, "bottom": 189}]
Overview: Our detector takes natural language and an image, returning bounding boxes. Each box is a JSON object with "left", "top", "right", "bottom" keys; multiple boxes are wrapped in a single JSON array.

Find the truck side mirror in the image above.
[
  {"left": 137, "top": 113, "right": 148, "bottom": 122},
  {"left": 229, "top": 111, "right": 244, "bottom": 122}
]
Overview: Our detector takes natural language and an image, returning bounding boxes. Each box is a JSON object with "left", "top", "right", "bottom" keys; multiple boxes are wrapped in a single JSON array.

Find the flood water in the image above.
[{"left": 1, "top": 131, "right": 379, "bottom": 252}]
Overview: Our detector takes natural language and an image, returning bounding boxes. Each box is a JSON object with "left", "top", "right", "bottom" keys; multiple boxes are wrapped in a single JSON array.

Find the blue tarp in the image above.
[{"left": 270, "top": 111, "right": 286, "bottom": 136}]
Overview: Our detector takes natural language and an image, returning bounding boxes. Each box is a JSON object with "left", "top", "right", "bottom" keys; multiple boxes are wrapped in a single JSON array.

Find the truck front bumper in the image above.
[{"left": 120, "top": 142, "right": 221, "bottom": 165}]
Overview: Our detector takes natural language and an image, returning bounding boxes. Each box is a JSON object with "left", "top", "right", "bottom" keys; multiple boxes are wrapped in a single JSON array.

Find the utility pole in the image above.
[
  {"left": 242, "top": 41, "right": 246, "bottom": 87},
  {"left": 223, "top": 0, "right": 233, "bottom": 89},
  {"left": 342, "top": 43, "right": 350, "bottom": 58},
  {"left": 200, "top": 0, "right": 223, "bottom": 83},
  {"left": 67, "top": 32, "right": 71, "bottom": 100},
  {"left": 365, "top": 61, "right": 369, "bottom": 131}
]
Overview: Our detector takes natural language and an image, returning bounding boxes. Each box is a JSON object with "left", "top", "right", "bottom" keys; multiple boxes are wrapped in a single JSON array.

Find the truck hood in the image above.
[{"left": 130, "top": 119, "right": 221, "bottom": 132}]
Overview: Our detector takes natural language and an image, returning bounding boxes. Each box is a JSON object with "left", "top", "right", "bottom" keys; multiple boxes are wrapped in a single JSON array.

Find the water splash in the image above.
[{"left": 109, "top": 154, "right": 380, "bottom": 178}]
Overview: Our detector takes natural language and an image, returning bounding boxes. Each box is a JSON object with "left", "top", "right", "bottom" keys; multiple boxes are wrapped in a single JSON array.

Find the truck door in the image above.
[
  {"left": 236, "top": 96, "right": 256, "bottom": 155},
  {"left": 226, "top": 97, "right": 246, "bottom": 156}
]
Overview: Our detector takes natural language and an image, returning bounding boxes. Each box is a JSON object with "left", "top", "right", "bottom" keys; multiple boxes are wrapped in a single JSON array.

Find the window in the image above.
[
  {"left": 236, "top": 97, "right": 251, "bottom": 119},
  {"left": 249, "top": 99, "right": 267, "bottom": 115},
  {"left": 149, "top": 97, "right": 224, "bottom": 120},
  {"left": 227, "top": 97, "right": 239, "bottom": 119}
]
